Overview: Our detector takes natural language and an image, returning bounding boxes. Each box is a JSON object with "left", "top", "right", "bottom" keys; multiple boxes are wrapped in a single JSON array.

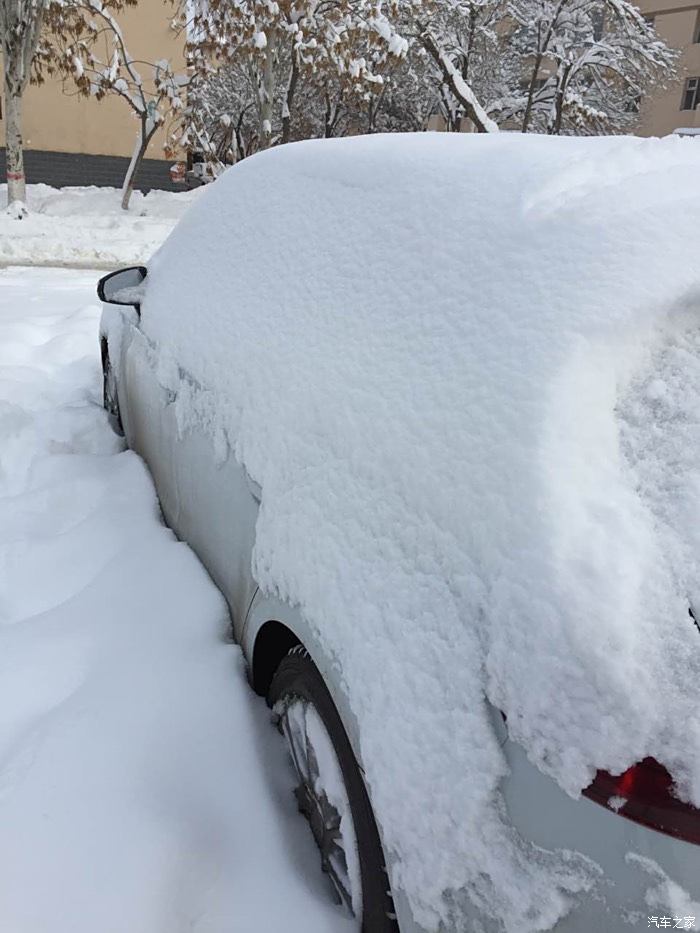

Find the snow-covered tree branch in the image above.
[
  {"left": 512, "top": 0, "right": 678, "bottom": 135},
  {"left": 179, "top": 0, "right": 409, "bottom": 172},
  {"left": 176, "top": 0, "right": 678, "bottom": 172},
  {"left": 418, "top": 25, "right": 498, "bottom": 132}
]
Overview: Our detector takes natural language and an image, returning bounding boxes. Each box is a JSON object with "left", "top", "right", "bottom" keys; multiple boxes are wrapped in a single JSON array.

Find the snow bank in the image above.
[
  {"left": 0, "top": 184, "right": 199, "bottom": 267},
  {"left": 139, "top": 132, "right": 700, "bottom": 930},
  {"left": 0, "top": 267, "right": 353, "bottom": 933}
]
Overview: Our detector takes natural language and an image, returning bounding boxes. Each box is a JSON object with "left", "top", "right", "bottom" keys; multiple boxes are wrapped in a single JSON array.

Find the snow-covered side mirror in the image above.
[{"left": 97, "top": 266, "right": 147, "bottom": 312}]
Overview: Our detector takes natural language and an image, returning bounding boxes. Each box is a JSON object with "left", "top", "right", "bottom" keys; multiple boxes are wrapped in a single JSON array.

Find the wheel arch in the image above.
[
  {"left": 251, "top": 619, "right": 301, "bottom": 697},
  {"left": 243, "top": 595, "right": 363, "bottom": 761},
  {"left": 243, "top": 596, "right": 409, "bottom": 929}
]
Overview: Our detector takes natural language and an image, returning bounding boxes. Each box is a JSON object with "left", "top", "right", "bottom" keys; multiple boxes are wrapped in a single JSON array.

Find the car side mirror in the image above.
[{"left": 97, "top": 266, "right": 147, "bottom": 312}]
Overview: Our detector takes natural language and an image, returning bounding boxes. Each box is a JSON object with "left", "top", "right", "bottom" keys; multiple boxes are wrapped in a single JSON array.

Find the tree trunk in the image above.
[
  {"left": 521, "top": 0, "right": 570, "bottom": 133},
  {"left": 259, "top": 35, "right": 276, "bottom": 149},
  {"left": 547, "top": 64, "right": 572, "bottom": 136},
  {"left": 421, "top": 30, "right": 498, "bottom": 133},
  {"left": 235, "top": 110, "right": 247, "bottom": 161},
  {"left": 367, "top": 95, "right": 377, "bottom": 134},
  {"left": 324, "top": 92, "right": 342, "bottom": 138},
  {"left": 2, "top": 0, "right": 47, "bottom": 214},
  {"left": 121, "top": 116, "right": 156, "bottom": 210},
  {"left": 4, "top": 89, "right": 27, "bottom": 210},
  {"left": 281, "top": 50, "right": 298, "bottom": 145},
  {"left": 324, "top": 93, "right": 333, "bottom": 138},
  {"left": 439, "top": 85, "right": 457, "bottom": 131},
  {"left": 462, "top": 5, "right": 477, "bottom": 83},
  {"left": 521, "top": 51, "right": 544, "bottom": 133}
]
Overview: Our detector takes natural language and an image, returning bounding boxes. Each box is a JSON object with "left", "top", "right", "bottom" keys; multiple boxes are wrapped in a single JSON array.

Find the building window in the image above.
[
  {"left": 682, "top": 77, "right": 700, "bottom": 110},
  {"left": 695, "top": 11, "right": 700, "bottom": 42}
]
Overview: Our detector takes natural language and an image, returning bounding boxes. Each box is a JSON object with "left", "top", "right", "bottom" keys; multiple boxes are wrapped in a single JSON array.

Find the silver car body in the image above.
[{"left": 101, "top": 298, "right": 700, "bottom": 933}]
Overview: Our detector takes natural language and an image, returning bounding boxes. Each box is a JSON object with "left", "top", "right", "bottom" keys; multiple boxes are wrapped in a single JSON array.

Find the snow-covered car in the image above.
[{"left": 98, "top": 133, "right": 700, "bottom": 933}]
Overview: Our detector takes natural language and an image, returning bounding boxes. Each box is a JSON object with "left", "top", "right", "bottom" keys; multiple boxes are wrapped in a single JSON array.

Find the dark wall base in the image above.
[{"left": 0, "top": 148, "right": 179, "bottom": 192}]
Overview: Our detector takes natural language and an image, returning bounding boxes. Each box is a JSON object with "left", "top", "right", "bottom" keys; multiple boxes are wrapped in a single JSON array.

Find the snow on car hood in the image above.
[{"left": 140, "top": 133, "right": 700, "bottom": 931}]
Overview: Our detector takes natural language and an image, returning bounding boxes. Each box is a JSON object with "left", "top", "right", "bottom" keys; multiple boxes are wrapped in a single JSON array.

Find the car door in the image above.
[
  {"left": 119, "top": 313, "right": 260, "bottom": 639},
  {"left": 166, "top": 380, "right": 261, "bottom": 639}
]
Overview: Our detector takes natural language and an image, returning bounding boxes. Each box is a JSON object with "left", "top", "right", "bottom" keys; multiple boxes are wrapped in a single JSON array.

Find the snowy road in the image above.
[{"left": 0, "top": 267, "right": 354, "bottom": 933}]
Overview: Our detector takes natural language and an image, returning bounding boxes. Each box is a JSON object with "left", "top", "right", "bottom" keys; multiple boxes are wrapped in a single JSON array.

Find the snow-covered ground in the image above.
[
  {"left": 0, "top": 266, "right": 353, "bottom": 933},
  {"left": 0, "top": 185, "right": 199, "bottom": 267}
]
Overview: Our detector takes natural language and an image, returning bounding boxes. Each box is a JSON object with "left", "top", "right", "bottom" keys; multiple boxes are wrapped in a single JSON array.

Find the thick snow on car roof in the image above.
[{"left": 142, "top": 133, "right": 700, "bottom": 931}]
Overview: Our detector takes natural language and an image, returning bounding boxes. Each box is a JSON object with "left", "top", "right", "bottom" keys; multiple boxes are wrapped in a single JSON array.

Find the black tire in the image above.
[
  {"left": 268, "top": 647, "right": 399, "bottom": 933},
  {"left": 101, "top": 344, "right": 124, "bottom": 436}
]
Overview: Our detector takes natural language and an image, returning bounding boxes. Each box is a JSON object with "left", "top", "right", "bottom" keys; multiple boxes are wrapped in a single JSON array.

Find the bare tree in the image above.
[
  {"left": 0, "top": 0, "right": 48, "bottom": 214},
  {"left": 46, "top": 0, "right": 187, "bottom": 208}
]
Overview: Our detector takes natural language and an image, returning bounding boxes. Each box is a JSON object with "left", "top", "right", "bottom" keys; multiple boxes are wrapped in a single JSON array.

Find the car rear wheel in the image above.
[{"left": 268, "top": 647, "right": 398, "bottom": 932}]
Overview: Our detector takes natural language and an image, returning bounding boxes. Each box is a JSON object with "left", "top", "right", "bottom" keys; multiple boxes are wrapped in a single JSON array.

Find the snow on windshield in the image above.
[{"left": 137, "top": 132, "right": 700, "bottom": 931}]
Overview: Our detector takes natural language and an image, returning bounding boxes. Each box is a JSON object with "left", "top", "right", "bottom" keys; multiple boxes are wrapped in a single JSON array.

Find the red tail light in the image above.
[{"left": 583, "top": 757, "right": 700, "bottom": 845}]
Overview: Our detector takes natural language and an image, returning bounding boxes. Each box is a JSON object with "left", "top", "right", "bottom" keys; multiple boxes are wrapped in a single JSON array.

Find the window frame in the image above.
[{"left": 681, "top": 76, "right": 700, "bottom": 111}]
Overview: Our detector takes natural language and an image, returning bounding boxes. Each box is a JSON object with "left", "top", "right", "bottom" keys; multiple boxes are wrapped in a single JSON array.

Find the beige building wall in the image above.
[
  {"left": 0, "top": 0, "right": 184, "bottom": 160},
  {"left": 637, "top": 0, "right": 700, "bottom": 136}
]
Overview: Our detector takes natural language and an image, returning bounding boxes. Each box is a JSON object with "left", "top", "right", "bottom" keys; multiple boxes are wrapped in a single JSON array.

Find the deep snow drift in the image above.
[
  {"left": 0, "top": 185, "right": 199, "bottom": 267},
  {"left": 0, "top": 267, "right": 353, "bottom": 933},
  {"left": 134, "top": 133, "right": 700, "bottom": 930}
]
